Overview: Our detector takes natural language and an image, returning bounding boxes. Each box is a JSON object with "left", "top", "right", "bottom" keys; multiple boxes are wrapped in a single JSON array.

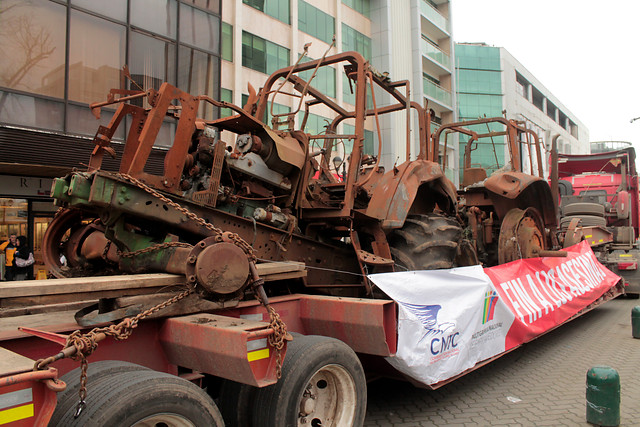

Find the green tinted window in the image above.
[
  {"left": 457, "top": 69, "right": 502, "bottom": 95},
  {"left": 222, "top": 22, "right": 233, "bottom": 62},
  {"left": 298, "top": 56, "right": 336, "bottom": 98},
  {"left": 299, "top": 112, "right": 329, "bottom": 136},
  {"left": 242, "top": 31, "right": 290, "bottom": 74},
  {"left": 343, "top": 124, "right": 374, "bottom": 155},
  {"left": 242, "top": 94, "right": 290, "bottom": 124},
  {"left": 298, "top": 1, "right": 334, "bottom": 44},
  {"left": 454, "top": 44, "right": 501, "bottom": 71},
  {"left": 220, "top": 88, "right": 233, "bottom": 117},
  {"left": 342, "top": 0, "right": 370, "bottom": 17},
  {"left": 243, "top": 0, "right": 290, "bottom": 24},
  {"left": 341, "top": 24, "right": 371, "bottom": 59}
]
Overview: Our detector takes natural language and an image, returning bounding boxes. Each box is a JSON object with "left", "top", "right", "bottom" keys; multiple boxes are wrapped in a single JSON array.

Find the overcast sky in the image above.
[{"left": 451, "top": 0, "right": 640, "bottom": 150}]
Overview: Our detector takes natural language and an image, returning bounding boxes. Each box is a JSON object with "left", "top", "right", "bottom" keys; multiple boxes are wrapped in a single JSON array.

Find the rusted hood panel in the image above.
[
  {"left": 364, "top": 160, "right": 456, "bottom": 228},
  {"left": 484, "top": 172, "right": 543, "bottom": 199},
  {"left": 483, "top": 172, "right": 557, "bottom": 226}
]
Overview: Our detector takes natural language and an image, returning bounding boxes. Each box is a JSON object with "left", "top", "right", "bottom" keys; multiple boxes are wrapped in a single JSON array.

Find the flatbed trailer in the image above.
[{"left": 0, "top": 260, "right": 623, "bottom": 427}]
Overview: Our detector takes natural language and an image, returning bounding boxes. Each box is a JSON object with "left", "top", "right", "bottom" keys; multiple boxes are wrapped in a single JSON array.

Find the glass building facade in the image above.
[
  {"left": 0, "top": 0, "right": 222, "bottom": 279},
  {"left": 455, "top": 43, "right": 505, "bottom": 178},
  {"left": 0, "top": 0, "right": 223, "bottom": 140}
]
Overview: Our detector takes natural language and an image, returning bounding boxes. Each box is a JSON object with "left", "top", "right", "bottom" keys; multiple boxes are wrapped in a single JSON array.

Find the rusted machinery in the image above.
[
  {"left": 433, "top": 117, "right": 561, "bottom": 266},
  {"left": 44, "top": 51, "right": 466, "bottom": 303}
]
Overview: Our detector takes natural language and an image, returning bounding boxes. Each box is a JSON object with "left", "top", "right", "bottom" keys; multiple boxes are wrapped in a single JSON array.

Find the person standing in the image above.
[
  {"left": 13, "top": 236, "right": 32, "bottom": 281},
  {"left": 0, "top": 234, "right": 17, "bottom": 281}
]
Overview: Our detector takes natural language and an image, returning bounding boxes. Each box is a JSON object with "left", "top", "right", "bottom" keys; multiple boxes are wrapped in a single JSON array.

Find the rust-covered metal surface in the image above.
[
  {"left": 44, "top": 51, "right": 463, "bottom": 303},
  {"left": 433, "top": 117, "right": 561, "bottom": 267}
]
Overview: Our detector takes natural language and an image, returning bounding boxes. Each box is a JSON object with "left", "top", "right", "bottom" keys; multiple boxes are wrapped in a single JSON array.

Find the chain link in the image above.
[
  {"left": 36, "top": 172, "right": 290, "bottom": 415},
  {"left": 115, "top": 173, "right": 287, "bottom": 375},
  {"left": 119, "top": 241, "right": 194, "bottom": 258}
]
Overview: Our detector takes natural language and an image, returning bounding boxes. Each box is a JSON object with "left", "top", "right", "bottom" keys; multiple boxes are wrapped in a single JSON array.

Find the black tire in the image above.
[
  {"left": 563, "top": 202, "right": 605, "bottom": 217},
  {"left": 218, "top": 379, "right": 256, "bottom": 427},
  {"left": 49, "top": 360, "right": 150, "bottom": 426},
  {"left": 56, "top": 369, "right": 224, "bottom": 426},
  {"left": 560, "top": 215, "right": 607, "bottom": 230},
  {"left": 250, "top": 335, "right": 367, "bottom": 427},
  {"left": 388, "top": 213, "right": 462, "bottom": 270}
]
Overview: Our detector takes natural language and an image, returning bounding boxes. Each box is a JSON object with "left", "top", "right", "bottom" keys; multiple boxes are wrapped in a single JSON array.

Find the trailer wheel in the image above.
[
  {"left": 563, "top": 202, "right": 605, "bottom": 217},
  {"left": 218, "top": 379, "right": 256, "bottom": 427},
  {"left": 56, "top": 369, "right": 224, "bottom": 426},
  {"left": 50, "top": 360, "right": 150, "bottom": 426},
  {"left": 388, "top": 213, "right": 463, "bottom": 270},
  {"left": 251, "top": 335, "right": 366, "bottom": 427}
]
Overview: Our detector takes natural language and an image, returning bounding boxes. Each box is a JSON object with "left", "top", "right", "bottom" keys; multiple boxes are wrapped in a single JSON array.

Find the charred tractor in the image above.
[
  {"left": 44, "top": 51, "right": 464, "bottom": 304},
  {"left": 552, "top": 145, "right": 640, "bottom": 297},
  {"left": 432, "top": 117, "right": 562, "bottom": 267}
]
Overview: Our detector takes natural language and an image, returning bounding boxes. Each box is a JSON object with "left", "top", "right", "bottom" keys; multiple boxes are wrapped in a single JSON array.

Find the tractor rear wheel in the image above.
[{"left": 388, "top": 213, "right": 463, "bottom": 271}]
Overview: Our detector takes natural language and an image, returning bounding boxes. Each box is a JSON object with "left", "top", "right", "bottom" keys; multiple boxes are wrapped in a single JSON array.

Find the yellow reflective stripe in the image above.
[
  {"left": 247, "top": 348, "right": 270, "bottom": 362},
  {"left": 0, "top": 404, "right": 34, "bottom": 425},
  {"left": 620, "top": 254, "right": 633, "bottom": 258}
]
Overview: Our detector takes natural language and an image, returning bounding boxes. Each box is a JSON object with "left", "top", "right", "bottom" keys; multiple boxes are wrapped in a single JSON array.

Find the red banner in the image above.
[{"left": 483, "top": 240, "right": 621, "bottom": 350}]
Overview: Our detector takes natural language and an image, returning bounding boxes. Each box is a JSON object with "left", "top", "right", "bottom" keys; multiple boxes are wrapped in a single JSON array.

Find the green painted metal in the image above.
[
  {"left": 586, "top": 366, "right": 620, "bottom": 426},
  {"left": 632, "top": 306, "right": 640, "bottom": 338}
]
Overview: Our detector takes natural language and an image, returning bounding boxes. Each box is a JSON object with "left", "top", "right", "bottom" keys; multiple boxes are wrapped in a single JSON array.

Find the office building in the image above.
[
  {"left": 455, "top": 42, "right": 588, "bottom": 180},
  {"left": 0, "top": 0, "right": 223, "bottom": 274}
]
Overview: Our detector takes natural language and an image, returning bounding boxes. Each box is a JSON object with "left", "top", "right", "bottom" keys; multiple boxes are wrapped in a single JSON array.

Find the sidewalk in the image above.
[{"left": 365, "top": 297, "right": 640, "bottom": 426}]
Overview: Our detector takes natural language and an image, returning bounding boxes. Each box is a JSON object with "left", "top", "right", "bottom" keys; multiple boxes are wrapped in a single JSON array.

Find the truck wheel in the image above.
[
  {"left": 560, "top": 215, "right": 607, "bottom": 230},
  {"left": 218, "top": 379, "right": 256, "bottom": 427},
  {"left": 49, "top": 360, "right": 150, "bottom": 426},
  {"left": 56, "top": 369, "right": 224, "bottom": 426},
  {"left": 251, "top": 335, "right": 366, "bottom": 427},
  {"left": 388, "top": 213, "right": 462, "bottom": 270},
  {"left": 563, "top": 202, "right": 605, "bottom": 217}
]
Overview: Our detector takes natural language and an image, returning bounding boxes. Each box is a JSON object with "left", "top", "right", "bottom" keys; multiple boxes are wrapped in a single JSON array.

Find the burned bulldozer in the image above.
[
  {"left": 433, "top": 117, "right": 562, "bottom": 267},
  {"left": 44, "top": 51, "right": 464, "bottom": 303}
]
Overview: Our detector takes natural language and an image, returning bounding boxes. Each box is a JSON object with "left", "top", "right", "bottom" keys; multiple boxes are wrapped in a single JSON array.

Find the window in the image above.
[
  {"left": 341, "top": 24, "right": 371, "bottom": 59},
  {"left": 178, "top": 46, "right": 220, "bottom": 120},
  {"left": 342, "top": 0, "right": 370, "bottom": 17},
  {"left": 343, "top": 124, "right": 374, "bottom": 155},
  {"left": 299, "top": 112, "right": 329, "bottom": 135},
  {"left": 342, "top": 74, "right": 373, "bottom": 107},
  {"left": 298, "top": 55, "right": 336, "bottom": 98},
  {"left": 222, "top": 22, "right": 233, "bottom": 62},
  {"left": 68, "top": 10, "right": 126, "bottom": 104},
  {"left": 298, "top": 1, "right": 334, "bottom": 44},
  {"left": 0, "top": 0, "right": 67, "bottom": 99},
  {"left": 131, "top": 0, "right": 177, "bottom": 39},
  {"left": 242, "top": 94, "right": 290, "bottom": 125},
  {"left": 73, "top": 0, "right": 127, "bottom": 21},
  {"left": 242, "top": 31, "right": 289, "bottom": 75},
  {"left": 532, "top": 86, "right": 544, "bottom": 111},
  {"left": 180, "top": 4, "right": 220, "bottom": 53},
  {"left": 220, "top": 88, "right": 233, "bottom": 117},
  {"left": 243, "top": 0, "right": 290, "bottom": 24},
  {"left": 515, "top": 72, "right": 529, "bottom": 100},
  {"left": 129, "top": 31, "right": 177, "bottom": 90}
]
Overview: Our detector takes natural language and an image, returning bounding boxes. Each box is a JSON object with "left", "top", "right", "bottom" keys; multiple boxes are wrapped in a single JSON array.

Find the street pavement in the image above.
[{"left": 365, "top": 297, "right": 640, "bottom": 426}]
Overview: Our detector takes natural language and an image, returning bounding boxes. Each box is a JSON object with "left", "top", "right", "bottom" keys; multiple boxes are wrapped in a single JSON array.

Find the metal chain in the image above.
[
  {"left": 115, "top": 173, "right": 288, "bottom": 373},
  {"left": 115, "top": 173, "right": 256, "bottom": 262},
  {"left": 119, "top": 241, "right": 194, "bottom": 258},
  {"left": 35, "top": 286, "right": 194, "bottom": 418},
  {"left": 36, "top": 172, "right": 290, "bottom": 416}
]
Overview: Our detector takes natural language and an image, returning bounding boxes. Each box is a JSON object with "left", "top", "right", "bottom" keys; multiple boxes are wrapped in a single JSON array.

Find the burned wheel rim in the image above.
[
  {"left": 42, "top": 209, "right": 88, "bottom": 278},
  {"left": 133, "top": 413, "right": 196, "bottom": 427},
  {"left": 498, "top": 207, "right": 546, "bottom": 264},
  {"left": 297, "top": 364, "right": 357, "bottom": 427}
]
